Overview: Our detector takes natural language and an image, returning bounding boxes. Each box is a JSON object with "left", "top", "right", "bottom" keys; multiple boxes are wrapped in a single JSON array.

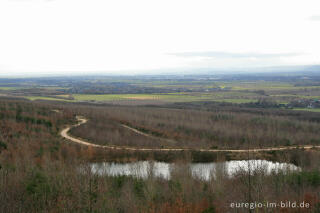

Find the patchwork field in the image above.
[
  {"left": 21, "top": 93, "right": 259, "bottom": 104},
  {"left": 1, "top": 74, "right": 320, "bottom": 114}
]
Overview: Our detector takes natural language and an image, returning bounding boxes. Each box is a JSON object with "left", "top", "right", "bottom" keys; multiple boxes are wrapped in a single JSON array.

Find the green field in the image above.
[
  {"left": 0, "top": 87, "right": 21, "bottom": 90},
  {"left": 23, "top": 93, "right": 259, "bottom": 104},
  {"left": 213, "top": 98, "right": 258, "bottom": 103},
  {"left": 72, "top": 93, "right": 213, "bottom": 102},
  {"left": 24, "top": 96, "right": 73, "bottom": 102},
  {"left": 293, "top": 108, "right": 320, "bottom": 113}
]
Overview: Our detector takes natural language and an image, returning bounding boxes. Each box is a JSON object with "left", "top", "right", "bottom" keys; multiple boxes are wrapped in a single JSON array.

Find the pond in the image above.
[{"left": 88, "top": 160, "right": 300, "bottom": 181}]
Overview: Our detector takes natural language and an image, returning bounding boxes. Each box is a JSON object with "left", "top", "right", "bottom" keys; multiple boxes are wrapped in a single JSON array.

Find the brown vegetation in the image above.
[
  {"left": 70, "top": 105, "right": 320, "bottom": 150},
  {"left": 1, "top": 99, "right": 320, "bottom": 212}
]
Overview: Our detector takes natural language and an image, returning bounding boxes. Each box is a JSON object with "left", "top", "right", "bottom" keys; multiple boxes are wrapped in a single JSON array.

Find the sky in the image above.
[{"left": 0, "top": 0, "right": 320, "bottom": 76}]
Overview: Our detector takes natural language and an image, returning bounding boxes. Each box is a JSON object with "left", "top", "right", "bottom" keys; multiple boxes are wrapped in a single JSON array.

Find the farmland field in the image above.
[{"left": 0, "top": 74, "right": 317, "bottom": 111}]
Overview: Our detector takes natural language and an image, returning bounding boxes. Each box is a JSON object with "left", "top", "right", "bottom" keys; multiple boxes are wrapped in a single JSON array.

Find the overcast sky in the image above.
[{"left": 0, "top": 0, "right": 320, "bottom": 76}]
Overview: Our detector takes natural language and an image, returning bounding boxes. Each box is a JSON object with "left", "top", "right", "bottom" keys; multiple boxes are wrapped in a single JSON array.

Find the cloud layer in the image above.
[
  {"left": 0, "top": 0, "right": 319, "bottom": 75},
  {"left": 310, "top": 15, "right": 320, "bottom": 21},
  {"left": 169, "top": 52, "right": 301, "bottom": 59}
]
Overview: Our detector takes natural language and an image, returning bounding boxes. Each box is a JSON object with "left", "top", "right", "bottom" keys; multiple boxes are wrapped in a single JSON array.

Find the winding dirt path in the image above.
[
  {"left": 60, "top": 116, "right": 320, "bottom": 152},
  {"left": 120, "top": 124, "right": 177, "bottom": 144}
]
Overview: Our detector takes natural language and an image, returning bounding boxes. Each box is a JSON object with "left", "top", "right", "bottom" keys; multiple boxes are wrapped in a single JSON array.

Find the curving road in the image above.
[{"left": 60, "top": 116, "right": 320, "bottom": 152}]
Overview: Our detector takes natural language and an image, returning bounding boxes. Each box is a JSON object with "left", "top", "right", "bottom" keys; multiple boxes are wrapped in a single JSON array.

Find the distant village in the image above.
[{"left": 287, "top": 99, "right": 320, "bottom": 109}]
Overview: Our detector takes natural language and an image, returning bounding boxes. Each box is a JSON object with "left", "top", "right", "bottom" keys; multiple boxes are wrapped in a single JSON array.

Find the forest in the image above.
[{"left": 0, "top": 98, "right": 320, "bottom": 212}]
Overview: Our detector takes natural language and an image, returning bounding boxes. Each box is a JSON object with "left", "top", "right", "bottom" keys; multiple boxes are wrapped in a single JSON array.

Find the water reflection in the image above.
[{"left": 89, "top": 160, "right": 300, "bottom": 180}]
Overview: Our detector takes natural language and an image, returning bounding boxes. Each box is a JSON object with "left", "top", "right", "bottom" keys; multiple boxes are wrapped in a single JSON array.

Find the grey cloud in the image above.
[
  {"left": 169, "top": 51, "right": 301, "bottom": 58},
  {"left": 309, "top": 15, "right": 320, "bottom": 21}
]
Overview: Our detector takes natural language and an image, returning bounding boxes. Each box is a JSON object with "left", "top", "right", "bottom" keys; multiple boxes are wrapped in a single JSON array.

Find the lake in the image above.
[{"left": 87, "top": 160, "right": 300, "bottom": 181}]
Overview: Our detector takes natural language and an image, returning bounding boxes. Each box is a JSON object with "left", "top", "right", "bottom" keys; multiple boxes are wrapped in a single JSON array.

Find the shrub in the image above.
[
  {"left": 288, "top": 171, "right": 320, "bottom": 187},
  {"left": 0, "top": 141, "right": 7, "bottom": 151}
]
